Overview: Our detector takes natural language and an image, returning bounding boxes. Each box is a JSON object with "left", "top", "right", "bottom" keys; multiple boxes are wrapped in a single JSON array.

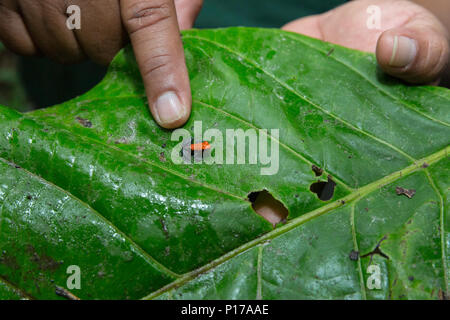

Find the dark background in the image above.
[{"left": 0, "top": 0, "right": 347, "bottom": 111}]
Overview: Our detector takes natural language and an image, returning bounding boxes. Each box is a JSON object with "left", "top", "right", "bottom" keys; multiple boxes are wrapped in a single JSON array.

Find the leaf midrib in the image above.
[
  {"left": 10, "top": 29, "right": 448, "bottom": 299},
  {"left": 142, "top": 145, "right": 449, "bottom": 299},
  {"left": 424, "top": 170, "right": 449, "bottom": 294},
  {"left": 0, "top": 276, "right": 32, "bottom": 300}
]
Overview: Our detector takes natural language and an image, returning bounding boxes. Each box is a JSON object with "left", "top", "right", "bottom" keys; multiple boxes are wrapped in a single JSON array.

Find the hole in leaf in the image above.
[
  {"left": 247, "top": 190, "right": 288, "bottom": 227},
  {"left": 310, "top": 176, "right": 336, "bottom": 201}
]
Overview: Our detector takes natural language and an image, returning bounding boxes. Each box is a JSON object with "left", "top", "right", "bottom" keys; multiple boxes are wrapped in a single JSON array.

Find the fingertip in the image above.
[
  {"left": 121, "top": 0, "right": 193, "bottom": 129},
  {"left": 376, "top": 32, "right": 393, "bottom": 69},
  {"left": 151, "top": 91, "right": 191, "bottom": 129},
  {"left": 377, "top": 32, "right": 417, "bottom": 69},
  {"left": 376, "top": 27, "right": 449, "bottom": 84}
]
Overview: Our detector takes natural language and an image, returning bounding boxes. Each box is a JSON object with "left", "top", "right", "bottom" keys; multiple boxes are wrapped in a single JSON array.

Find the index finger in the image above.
[{"left": 120, "top": 0, "right": 191, "bottom": 129}]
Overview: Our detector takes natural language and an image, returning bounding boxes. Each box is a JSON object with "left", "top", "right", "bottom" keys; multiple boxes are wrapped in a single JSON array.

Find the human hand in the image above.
[
  {"left": 252, "top": 0, "right": 450, "bottom": 225},
  {"left": 283, "top": 0, "right": 450, "bottom": 85},
  {"left": 0, "top": 0, "right": 203, "bottom": 128}
]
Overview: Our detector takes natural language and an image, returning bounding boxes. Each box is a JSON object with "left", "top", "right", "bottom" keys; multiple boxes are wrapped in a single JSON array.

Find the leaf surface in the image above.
[{"left": 0, "top": 28, "right": 448, "bottom": 299}]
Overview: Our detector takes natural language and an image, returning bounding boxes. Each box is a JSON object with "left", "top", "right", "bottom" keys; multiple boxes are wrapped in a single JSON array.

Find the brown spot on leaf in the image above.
[
  {"left": 349, "top": 250, "right": 359, "bottom": 261},
  {"left": 159, "top": 218, "right": 169, "bottom": 239},
  {"left": 26, "top": 245, "right": 61, "bottom": 272},
  {"left": 75, "top": 116, "right": 92, "bottom": 128},
  {"left": 396, "top": 186, "right": 416, "bottom": 199},
  {"left": 0, "top": 251, "right": 19, "bottom": 270}
]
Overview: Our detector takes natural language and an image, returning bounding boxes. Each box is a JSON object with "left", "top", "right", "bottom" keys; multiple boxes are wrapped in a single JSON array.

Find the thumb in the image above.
[
  {"left": 121, "top": 0, "right": 191, "bottom": 129},
  {"left": 376, "top": 14, "right": 450, "bottom": 84},
  {"left": 174, "top": 0, "right": 203, "bottom": 30}
]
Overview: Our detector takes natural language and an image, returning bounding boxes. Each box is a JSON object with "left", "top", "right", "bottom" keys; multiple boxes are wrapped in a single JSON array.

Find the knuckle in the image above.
[
  {"left": 123, "top": 1, "right": 172, "bottom": 34},
  {"left": 141, "top": 53, "right": 172, "bottom": 78},
  {"left": 425, "top": 36, "right": 449, "bottom": 78}
]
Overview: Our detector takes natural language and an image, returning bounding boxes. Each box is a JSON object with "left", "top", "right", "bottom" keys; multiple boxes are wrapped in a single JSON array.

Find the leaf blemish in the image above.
[
  {"left": 26, "top": 244, "right": 62, "bottom": 271},
  {"left": 247, "top": 190, "right": 288, "bottom": 228},
  {"left": 75, "top": 116, "right": 92, "bottom": 128},
  {"left": 159, "top": 218, "right": 169, "bottom": 239},
  {"left": 311, "top": 165, "right": 323, "bottom": 177},
  {"left": 349, "top": 250, "right": 359, "bottom": 261},
  {"left": 310, "top": 175, "right": 336, "bottom": 201},
  {"left": 395, "top": 186, "right": 416, "bottom": 199}
]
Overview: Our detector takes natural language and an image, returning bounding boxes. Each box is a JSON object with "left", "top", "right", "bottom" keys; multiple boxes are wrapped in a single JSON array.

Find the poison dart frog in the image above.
[{"left": 190, "top": 141, "right": 211, "bottom": 156}]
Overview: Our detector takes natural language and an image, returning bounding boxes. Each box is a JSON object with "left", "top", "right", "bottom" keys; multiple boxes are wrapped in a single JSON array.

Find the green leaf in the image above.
[{"left": 0, "top": 27, "right": 448, "bottom": 300}]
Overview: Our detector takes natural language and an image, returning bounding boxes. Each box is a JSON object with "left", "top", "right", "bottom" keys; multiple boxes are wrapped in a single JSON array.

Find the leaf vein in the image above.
[
  {"left": 142, "top": 146, "right": 448, "bottom": 299},
  {"left": 27, "top": 108, "right": 245, "bottom": 201},
  {"left": 184, "top": 35, "right": 417, "bottom": 163},
  {"left": 194, "top": 99, "right": 353, "bottom": 191},
  {"left": 0, "top": 157, "right": 180, "bottom": 280},
  {"left": 279, "top": 31, "right": 450, "bottom": 127},
  {"left": 425, "top": 170, "right": 449, "bottom": 295},
  {"left": 350, "top": 204, "right": 367, "bottom": 299}
]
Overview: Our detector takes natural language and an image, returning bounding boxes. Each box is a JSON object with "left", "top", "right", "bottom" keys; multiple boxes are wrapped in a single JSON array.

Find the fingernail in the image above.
[
  {"left": 154, "top": 92, "right": 186, "bottom": 125},
  {"left": 389, "top": 36, "right": 417, "bottom": 67}
]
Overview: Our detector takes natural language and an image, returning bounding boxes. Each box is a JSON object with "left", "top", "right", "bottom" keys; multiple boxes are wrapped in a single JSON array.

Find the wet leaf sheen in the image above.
[{"left": 0, "top": 28, "right": 448, "bottom": 300}]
